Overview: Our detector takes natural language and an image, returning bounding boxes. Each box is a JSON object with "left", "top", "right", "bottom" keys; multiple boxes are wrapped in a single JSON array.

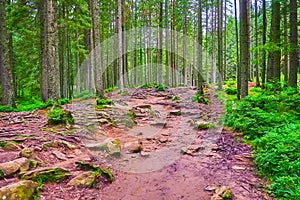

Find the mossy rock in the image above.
[
  {"left": 0, "top": 180, "right": 38, "bottom": 200},
  {"left": 211, "top": 186, "right": 232, "bottom": 200},
  {"left": 20, "top": 167, "right": 70, "bottom": 183},
  {"left": 47, "top": 106, "right": 74, "bottom": 125},
  {"left": 0, "top": 158, "right": 30, "bottom": 176},
  {"left": 67, "top": 171, "right": 96, "bottom": 187}
]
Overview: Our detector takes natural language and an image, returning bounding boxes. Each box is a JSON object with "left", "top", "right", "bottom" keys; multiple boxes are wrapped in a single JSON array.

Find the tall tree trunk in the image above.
[
  {"left": 40, "top": 0, "right": 59, "bottom": 102},
  {"left": 240, "top": 0, "right": 249, "bottom": 98},
  {"left": 117, "top": 0, "right": 124, "bottom": 89},
  {"left": 212, "top": 5, "right": 217, "bottom": 83},
  {"left": 289, "top": 0, "right": 298, "bottom": 87},
  {"left": 234, "top": 0, "right": 241, "bottom": 99},
  {"left": 261, "top": 0, "right": 267, "bottom": 87},
  {"left": 223, "top": 0, "right": 227, "bottom": 81},
  {"left": 267, "top": 0, "right": 281, "bottom": 81},
  {"left": 283, "top": 1, "right": 289, "bottom": 83},
  {"left": 157, "top": 1, "right": 163, "bottom": 85},
  {"left": 90, "top": 0, "right": 104, "bottom": 98},
  {"left": 197, "top": 0, "right": 203, "bottom": 95},
  {"left": 217, "top": 0, "right": 223, "bottom": 90},
  {"left": 165, "top": 0, "right": 170, "bottom": 86},
  {"left": 183, "top": 0, "right": 187, "bottom": 86},
  {"left": 0, "top": 0, "right": 15, "bottom": 106},
  {"left": 255, "top": 0, "right": 260, "bottom": 87}
]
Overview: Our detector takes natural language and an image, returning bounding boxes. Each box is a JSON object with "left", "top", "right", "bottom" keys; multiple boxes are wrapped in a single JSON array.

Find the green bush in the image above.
[
  {"left": 225, "top": 88, "right": 300, "bottom": 199},
  {"left": 225, "top": 87, "right": 237, "bottom": 95},
  {"left": 139, "top": 83, "right": 158, "bottom": 89},
  {"left": 47, "top": 106, "right": 74, "bottom": 125},
  {"left": 58, "top": 98, "right": 70, "bottom": 105},
  {"left": 191, "top": 93, "right": 208, "bottom": 104},
  {"left": 104, "top": 86, "right": 118, "bottom": 93},
  {"left": 155, "top": 85, "right": 167, "bottom": 91}
]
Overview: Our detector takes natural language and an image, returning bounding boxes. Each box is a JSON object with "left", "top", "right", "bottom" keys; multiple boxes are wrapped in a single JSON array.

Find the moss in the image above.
[
  {"left": 0, "top": 141, "right": 7, "bottom": 148},
  {"left": 21, "top": 168, "right": 70, "bottom": 183},
  {"left": 75, "top": 162, "right": 114, "bottom": 183},
  {"left": 47, "top": 106, "right": 74, "bottom": 125},
  {"left": 0, "top": 169, "right": 3, "bottom": 179}
]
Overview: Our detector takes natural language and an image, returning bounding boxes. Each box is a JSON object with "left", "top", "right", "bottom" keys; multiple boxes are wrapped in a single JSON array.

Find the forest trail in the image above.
[{"left": 0, "top": 87, "right": 269, "bottom": 200}]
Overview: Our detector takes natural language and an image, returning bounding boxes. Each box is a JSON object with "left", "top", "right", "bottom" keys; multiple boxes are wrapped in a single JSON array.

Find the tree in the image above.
[
  {"left": 240, "top": 0, "right": 249, "bottom": 98},
  {"left": 289, "top": 0, "right": 298, "bottom": 88},
  {"left": 90, "top": 0, "right": 104, "bottom": 98},
  {"left": 217, "top": 0, "right": 223, "bottom": 90},
  {"left": 117, "top": 0, "right": 124, "bottom": 90},
  {"left": 197, "top": 0, "right": 203, "bottom": 95},
  {"left": 261, "top": 0, "right": 267, "bottom": 87},
  {"left": 0, "top": 0, "right": 15, "bottom": 106},
  {"left": 267, "top": 0, "right": 281, "bottom": 81},
  {"left": 40, "top": 0, "right": 59, "bottom": 102}
]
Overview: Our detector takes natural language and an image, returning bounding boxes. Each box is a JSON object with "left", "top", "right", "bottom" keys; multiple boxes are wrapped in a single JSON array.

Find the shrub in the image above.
[
  {"left": 191, "top": 93, "right": 208, "bottom": 104},
  {"left": 155, "top": 85, "right": 167, "bottom": 91},
  {"left": 225, "top": 87, "right": 237, "bottom": 95},
  {"left": 47, "top": 106, "right": 74, "bottom": 125}
]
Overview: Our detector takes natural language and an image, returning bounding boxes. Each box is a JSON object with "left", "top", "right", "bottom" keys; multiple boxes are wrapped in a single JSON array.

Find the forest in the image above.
[{"left": 0, "top": 0, "right": 299, "bottom": 199}]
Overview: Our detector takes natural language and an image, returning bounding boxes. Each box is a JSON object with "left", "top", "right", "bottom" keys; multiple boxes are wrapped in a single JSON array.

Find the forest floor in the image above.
[{"left": 0, "top": 87, "right": 270, "bottom": 200}]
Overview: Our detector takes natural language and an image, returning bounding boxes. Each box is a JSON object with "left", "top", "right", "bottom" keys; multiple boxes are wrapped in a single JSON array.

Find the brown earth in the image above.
[{"left": 0, "top": 87, "right": 270, "bottom": 200}]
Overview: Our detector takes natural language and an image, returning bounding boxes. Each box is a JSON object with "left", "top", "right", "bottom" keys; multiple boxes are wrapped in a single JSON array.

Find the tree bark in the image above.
[
  {"left": 289, "top": 0, "right": 298, "bottom": 87},
  {"left": 0, "top": 0, "right": 15, "bottom": 106},
  {"left": 197, "top": 0, "right": 203, "bottom": 95},
  {"left": 240, "top": 0, "right": 249, "bottom": 98},
  {"left": 118, "top": 0, "right": 124, "bottom": 89}
]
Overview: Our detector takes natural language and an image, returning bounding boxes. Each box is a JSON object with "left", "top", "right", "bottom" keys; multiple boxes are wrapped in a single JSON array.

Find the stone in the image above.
[
  {"left": 2, "top": 142, "right": 21, "bottom": 151},
  {"left": 150, "top": 122, "right": 166, "bottom": 127},
  {"left": 135, "top": 104, "right": 151, "bottom": 109},
  {"left": 169, "top": 110, "right": 181, "bottom": 116},
  {"left": 211, "top": 186, "right": 232, "bottom": 200},
  {"left": 20, "top": 167, "right": 70, "bottom": 183},
  {"left": 192, "top": 120, "right": 212, "bottom": 130},
  {"left": 107, "top": 140, "right": 121, "bottom": 157},
  {"left": 232, "top": 165, "right": 246, "bottom": 170},
  {"left": 60, "top": 140, "right": 76, "bottom": 150},
  {"left": 43, "top": 140, "right": 59, "bottom": 148},
  {"left": 52, "top": 150, "right": 67, "bottom": 160},
  {"left": 181, "top": 146, "right": 204, "bottom": 156},
  {"left": 159, "top": 138, "right": 168, "bottom": 143},
  {"left": 74, "top": 149, "right": 82, "bottom": 155},
  {"left": 125, "top": 141, "right": 143, "bottom": 153},
  {"left": 0, "top": 180, "right": 38, "bottom": 200},
  {"left": 67, "top": 171, "right": 95, "bottom": 187},
  {"left": 20, "top": 148, "right": 33, "bottom": 158},
  {"left": 0, "top": 158, "right": 30, "bottom": 176},
  {"left": 140, "top": 151, "right": 150, "bottom": 158}
]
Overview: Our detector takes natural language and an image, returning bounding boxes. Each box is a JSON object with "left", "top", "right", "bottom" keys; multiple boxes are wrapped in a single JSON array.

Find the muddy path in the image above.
[{"left": 0, "top": 87, "right": 269, "bottom": 200}]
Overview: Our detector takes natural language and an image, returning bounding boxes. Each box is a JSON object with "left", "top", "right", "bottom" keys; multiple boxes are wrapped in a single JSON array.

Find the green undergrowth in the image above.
[
  {"left": 96, "top": 98, "right": 113, "bottom": 109},
  {"left": 47, "top": 105, "right": 74, "bottom": 125},
  {"left": 74, "top": 90, "right": 96, "bottom": 100},
  {"left": 75, "top": 161, "right": 115, "bottom": 183},
  {"left": 0, "top": 97, "right": 70, "bottom": 112},
  {"left": 191, "top": 93, "right": 208, "bottom": 104},
  {"left": 225, "top": 84, "right": 300, "bottom": 199}
]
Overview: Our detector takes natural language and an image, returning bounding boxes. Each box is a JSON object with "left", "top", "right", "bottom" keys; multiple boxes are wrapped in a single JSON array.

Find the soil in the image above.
[{"left": 0, "top": 87, "right": 270, "bottom": 200}]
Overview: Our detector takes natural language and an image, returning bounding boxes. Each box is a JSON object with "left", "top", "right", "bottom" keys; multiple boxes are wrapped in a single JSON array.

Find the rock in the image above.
[
  {"left": 211, "top": 186, "right": 232, "bottom": 200},
  {"left": 232, "top": 165, "right": 246, "bottom": 170},
  {"left": 169, "top": 110, "right": 181, "bottom": 116},
  {"left": 159, "top": 138, "right": 168, "bottom": 143},
  {"left": 125, "top": 141, "right": 143, "bottom": 153},
  {"left": 140, "top": 151, "right": 150, "bottom": 157},
  {"left": 20, "top": 148, "right": 33, "bottom": 158},
  {"left": 150, "top": 122, "right": 166, "bottom": 127},
  {"left": 74, "top": 149, "right": 82, "bottom": 155},
  {"left": 135, "top": 104, "right": 151, "bottom": 109},
  {"left": 99, "top": 118, "right": 109, "bottom": 124},
  {"left": 107, "top": 140, "right": 121, "bottom": 157},
  {"left": 43, "top": 140, "right": 59, "bottom": 148},
  {"left": 61, "top": 140, "right": 76, "bottom": 150},
  {"left": 0, "top": 180, "right": 38, "bottom": 200},
  {"left": 192, "top": 120, "right": 212, "bottom": 130},
  {"left": 20, "top": 167, "right": 70, "bottom": 183},
  {"left": 52, "top": 150, "right": 67, "bottom": 160},
  {"left": 0, "top": 158, "right": 30, "bottom": 176},
  {"left": 205, "top": 185, "right": 217, "bottom": 191},
  {"left": 2, "top": 142, "right": 21, "bottom": 151},
  {"left": 67, "top": 171, "right": 95, "bottom": 187},
  {"left": 181, "top": 146, "right": 204, "bottom": 156}
]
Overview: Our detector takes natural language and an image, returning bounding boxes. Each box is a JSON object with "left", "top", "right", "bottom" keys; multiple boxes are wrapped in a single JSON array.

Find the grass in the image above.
[{"left": 225, "top": 82, "right": 300, "bottom": 199}]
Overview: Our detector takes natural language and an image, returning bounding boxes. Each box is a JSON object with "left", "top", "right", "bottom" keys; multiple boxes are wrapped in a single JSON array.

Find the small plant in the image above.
[
  {"left": 47, "top": 106, "right": 74, "bottom": 125},
  {"left": 225, "top": 87, "right": 237, "bottom": 95},
  {"left": 139, "top": 83, "right": 158, "bottom": 89},
  {"left": 155, "top": 85, "right": 167, "bottom": 91},
  {"left": 171, "top": 96, "right": 180, "bottom": 103},
  {"left": 58, "top": 98, "right": 70, "bottom": 105},
  {"left": 104, "top": 86, "right": 118, "bottom": 93},
  {"left": 0, "top": 141, "right": 7, "bottom": 148},
  {"left": 191, "top": 93, "right": 208, "bottom": 104},
  {"left": 96, "top": 98, "right": 113, "bottom": 109}
]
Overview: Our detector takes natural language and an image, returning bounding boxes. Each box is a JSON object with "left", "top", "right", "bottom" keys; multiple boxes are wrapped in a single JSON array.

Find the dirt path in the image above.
[{"left": 0, "top": 87, "right": 269, "bottom": 200}]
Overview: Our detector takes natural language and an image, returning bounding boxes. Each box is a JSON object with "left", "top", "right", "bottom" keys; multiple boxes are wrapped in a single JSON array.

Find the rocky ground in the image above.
[{"left": 0, "top": 87, "right": 270, "bottom": 200}]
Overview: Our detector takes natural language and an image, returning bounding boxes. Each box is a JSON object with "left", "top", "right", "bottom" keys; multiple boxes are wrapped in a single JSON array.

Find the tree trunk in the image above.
[
  {"left": 267, "top": 0, "right": 281, "bottom": 81},
  {"left": 255, "top": 0, "right": 260, "bottom": 87},
  {"left": 289, "top": 0, "right": 298, "bottom": 87},
  {"left": 118, "top": 0, "right": 124, "bottom": 89},
  {"left": 261, "top": 0, "right": 267, "bottom": 87},
  {"left": 197, "top": 0, "right": 203, "bottom": 95},
  {"left": 217, "top": 0, "right": 223, "bottom": 90},
  {"left": 0, "top": 0, "right": 15, "bottom": 106},
  {"left": 40, "top": 0, "right": 59, "bottom": 102},
  {"left": 240, "top": 0, "right": 249, "bottom": 98},
  {"left": 234, "top": 0, "right": 241, "bottom": 99}
]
